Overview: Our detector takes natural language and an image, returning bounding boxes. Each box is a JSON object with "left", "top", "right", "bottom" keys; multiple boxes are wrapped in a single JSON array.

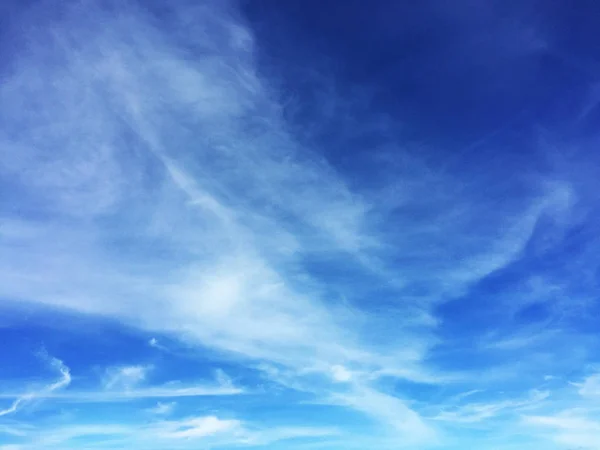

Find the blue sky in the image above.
[{"left": 1, "top": 0, "right": 600, "bottom": 448}]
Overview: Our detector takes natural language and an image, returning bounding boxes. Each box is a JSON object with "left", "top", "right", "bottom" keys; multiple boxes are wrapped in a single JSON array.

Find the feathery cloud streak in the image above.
[
  {"left": 0, "top": 355, "right": 70, "bottom": 417},
  {"left": 1, "top": 0, "right": 600, "bottom": 448}
]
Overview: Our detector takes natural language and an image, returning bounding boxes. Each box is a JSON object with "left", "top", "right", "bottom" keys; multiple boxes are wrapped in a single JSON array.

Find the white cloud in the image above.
[
  {"left": 328, "top": 386, "right": 437, "bottom": 444},
  {"left": 0, "top": 0, "right": 576, "bottom": 444},
  {"left": 0, "top": 0, "right": 559, "bottom": 366},
  {"left": 574, "top": 373, "right": 600, "bottom": 397},
  {"left": 214, "top": 369, "right": 234, "bottom": 388},
  {"left": 0, "top": 361, "right": 242, "bottom": 405},
  {"left": 433, "top": 390, "right": 549, "bottom": 423},
  {"left": 156, "top": 415, "right": 240, "bottom": 439},
  {"left": 239, "top": 425, "right": 340, "bottom": 446},
  {"left": 524, "top": 410, "right": 600, "bottom": 449},
  {"left": 103, "top": 365, "right": 150, "bottom": 390},
  {"left": 0, "top": 354, "right": 71, "bottom": 417},
  {"left": 0, "top": 414, "right": 338, "bottom": 450},
  {"left": 0, "top": 381, "right": 242, "bottom": 403},
  {"left": 0, "top": 425, "right": 31, "bottom": 437},
  {"left": 147, "top": 402, "right": 175, "bottom": 415},
  {"left": 449, "top": 389, "right": 483, "bottom": 403},
  {"left": 330, "top": 365, "right": 353, "bottom": 383}
]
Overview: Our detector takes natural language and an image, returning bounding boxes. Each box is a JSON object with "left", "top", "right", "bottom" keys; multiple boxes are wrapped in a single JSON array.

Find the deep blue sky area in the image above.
[
  {"left": 1, "top": 0, "right": 600, "bottom": 449},
  {"left": 243, "top": 0, "right": 599, "bottom": 145}
]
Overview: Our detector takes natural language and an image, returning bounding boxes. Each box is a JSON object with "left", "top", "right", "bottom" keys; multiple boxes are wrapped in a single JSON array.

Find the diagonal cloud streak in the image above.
[
  {"left": 0, "top": 355, "right": 71, "bottom": 417},
  {"left": 0, "top": 0, "right": 581, "bottom": 444}
]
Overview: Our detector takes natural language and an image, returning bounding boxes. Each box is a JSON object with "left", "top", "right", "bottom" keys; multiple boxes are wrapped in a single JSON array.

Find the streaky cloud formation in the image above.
[
  {"left": 146, "top": 401, "right": 175, "bottom": 415},
  {"left": 103, "top": 365, "right": 149, "bottom": 390},
  {"left": 0, "top": 354, "right": 70, "bottom": 417},
  {"left": 1, "top": 0, "right": 600, "bottom": 449}
]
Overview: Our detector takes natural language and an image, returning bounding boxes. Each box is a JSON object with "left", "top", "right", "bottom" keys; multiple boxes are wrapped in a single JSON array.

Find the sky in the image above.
[{"left": 1, "top": 0, "right": 600, "bottom": 449}]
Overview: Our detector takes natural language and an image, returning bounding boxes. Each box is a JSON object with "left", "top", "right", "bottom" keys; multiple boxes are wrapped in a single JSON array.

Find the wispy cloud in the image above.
[
  {"left": 328, "top": 385, "right": 437, "bottom": 444},
  {"left": 0, "top": 381, "right": 242, "bottom": 403},
  {"left": 0, "top": 361, "right": 242, "bottom": 405},
  {"left": 148, "top": 337, "right": 168, "bottom": 352},
  {"left": 573, "top": 372, "right": 600, "bottom": 398},
  {"left": 103, "top": 365, "right": 150, "bottom": 390},
  {"left": 0, "top": 0, "right": 559, "bottom": 372},
  {"left": 1, "top": 414, "right": 338, "bottom": 450},
  {"left": 523, "top": 410, "right": 600, "bottom": 449},
  {"left": 146, "top": 401, "right": 175, "bottom": 415},
  {"left": 0, "top": 0, "right": 596, "bottom": 448},
  {"left": 0, "top": 354, "right": 70, "bottom": 417},
  {"left": 154, "top": 415, "right": 240, "bottom": 440},
  {"left": 433, "top": 390, "right": 550, "bottom": 424}
]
